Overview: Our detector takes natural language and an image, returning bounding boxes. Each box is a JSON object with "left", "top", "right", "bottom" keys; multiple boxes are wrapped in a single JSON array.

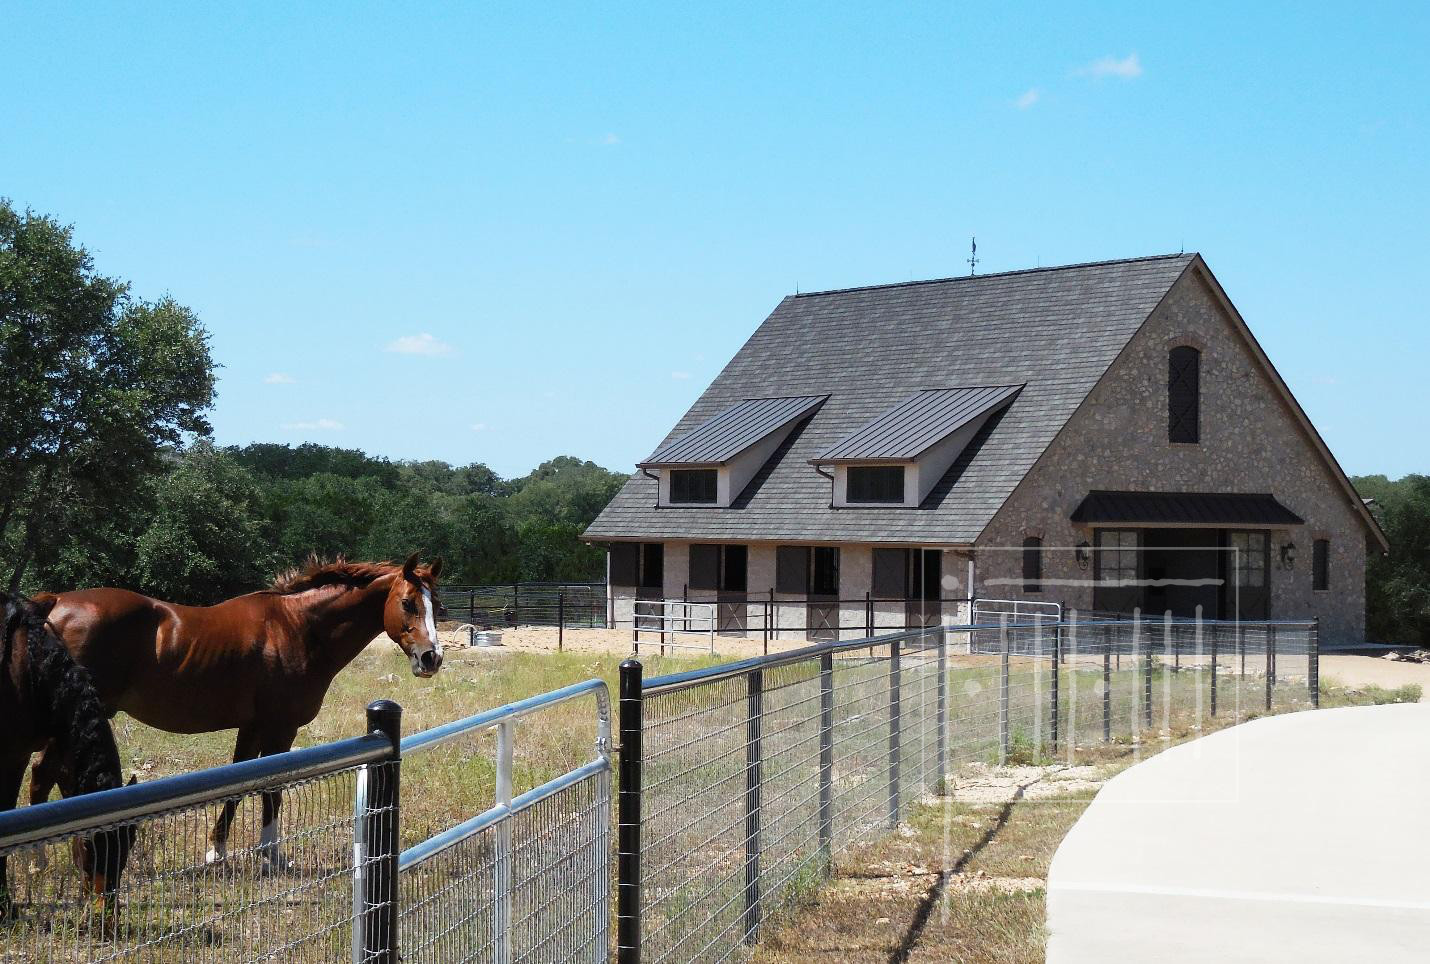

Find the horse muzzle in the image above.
[{"left": 410, "top": 647, "right": 443, "bottom": 678}]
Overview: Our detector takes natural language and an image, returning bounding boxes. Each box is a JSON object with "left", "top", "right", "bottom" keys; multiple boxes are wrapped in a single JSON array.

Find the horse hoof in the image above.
[{"left": 204, "top": 847, "right": 225, "bottom": 866}]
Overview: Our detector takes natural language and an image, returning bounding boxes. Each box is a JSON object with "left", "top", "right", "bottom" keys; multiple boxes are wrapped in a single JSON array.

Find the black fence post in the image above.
[
  {"left": 360, "top": 700, "right": 402, "bottom": 964},
  {"left": 1310, "top": 617, "right": 1321, "bottom": 708},
  {"left": 617, "top": 660, "right": 643, "bottom": 964},
  {"left": 512, "top": 583, "right": 520, "bottom": 626},
  {"left": 558, "top": 593, "right": 565, "bottom": 652},
  {"left": 818, "top": 652, "right": 835, "bottom": 873},
  {"left": 744, "top": 670, "right": 764, "bottom": 944},
  {"left": 888, "top": 637, "right": 902, "bottom": 828},
  {"left": 1265, "top": 626, "right": 1275, "bottom": 712}
]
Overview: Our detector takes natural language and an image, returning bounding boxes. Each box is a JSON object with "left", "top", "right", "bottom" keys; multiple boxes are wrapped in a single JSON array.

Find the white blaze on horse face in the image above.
[{"left": 421, "top": 587, "right": 442, "bottom": 659}]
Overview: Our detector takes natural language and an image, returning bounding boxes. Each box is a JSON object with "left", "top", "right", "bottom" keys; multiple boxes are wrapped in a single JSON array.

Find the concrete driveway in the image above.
[{"left": 1046, "top": 704, "right": 1430, "bottom": 963}]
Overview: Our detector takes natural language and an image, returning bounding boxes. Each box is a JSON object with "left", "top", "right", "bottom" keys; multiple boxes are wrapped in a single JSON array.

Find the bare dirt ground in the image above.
[{"left": 1319, "top": 653, "right": 1430, "bottom": 702}]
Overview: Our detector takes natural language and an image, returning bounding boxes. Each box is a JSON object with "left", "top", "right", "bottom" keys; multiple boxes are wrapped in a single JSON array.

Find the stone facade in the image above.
[{"left": 976, "top": 267, "right": 1373, "bottom": 646}]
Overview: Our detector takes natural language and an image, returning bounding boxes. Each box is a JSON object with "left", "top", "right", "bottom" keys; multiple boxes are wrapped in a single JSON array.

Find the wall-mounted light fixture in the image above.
[
  {"left": 1075, "top": 540, "right": 1092, "bottom": 571},
  {"left": 1278, "top": 541, "right": 1297, "bottom": 570}
]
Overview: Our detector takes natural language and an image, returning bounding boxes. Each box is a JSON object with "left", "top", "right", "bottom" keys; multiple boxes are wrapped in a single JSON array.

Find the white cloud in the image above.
[
  {"left": 1079, "top": 53, "right": 1142, "bottom": 79},
  {"left": 1015, "top": 88, "right": 1040, "bottom": 109},
  {"left": 471, "top": 422, "right": 488, "bottom": 432},
  {"left": 385, "top": 333, "right": 454, "bottom": 356},
  {"left": 282, "top": 418, "right": 345, "bottom": 431},
  {"left": 264, "top": 372, "right": 296, "bottom": 384},
  {"left": 671, "top": 370, "right": 691, "bottom": 381}
]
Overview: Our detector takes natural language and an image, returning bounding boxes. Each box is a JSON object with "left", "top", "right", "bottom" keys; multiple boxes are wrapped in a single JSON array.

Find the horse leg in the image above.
[
  {"left": 23, "top": 743, "right": 61, "bottom": 873},
  {"left": 206, "top": 726, "right": 261, "bottom": 865},
  {"left": 0, "top": 754, "right": 27, "bottom": 920},
  {"left": 256, "top": 728, "right": 298, "bottom": 873}
]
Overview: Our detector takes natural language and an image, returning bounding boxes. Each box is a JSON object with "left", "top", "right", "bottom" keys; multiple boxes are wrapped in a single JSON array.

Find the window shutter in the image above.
[
  {"left": 1313, "top": 539, "right": 1330, "bottom": 591},
  {"left": 776, "top": 546, "right": 808, "bottom": 594},
  {"left": 609, "top": 543, "right": 640, "bottom": 587},
  {"left": 1022, "top": 536, "right": 1042, "bottom": 593},
  {"left": 689, "top": 544, "right": 720, "bottom": 591},
  {"left": 872, "top": 548, "right": 909, "bottom": 599},
  {"left": 1168, "top": 346, "right": 1201, "bottom": 443}
]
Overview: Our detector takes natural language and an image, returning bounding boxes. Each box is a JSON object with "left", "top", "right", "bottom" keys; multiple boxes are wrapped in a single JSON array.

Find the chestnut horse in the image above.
[
  {"left": 2, "top": 590, "right": 136, "bottom": 918},
  {"left": 35, "top": 554, "right": 446, "bottom": 868}
]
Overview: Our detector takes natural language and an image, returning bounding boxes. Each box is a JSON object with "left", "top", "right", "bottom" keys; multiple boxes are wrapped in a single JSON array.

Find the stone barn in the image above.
[{"left": 584, "top": 254, "right": 1385, "bottom": 647}]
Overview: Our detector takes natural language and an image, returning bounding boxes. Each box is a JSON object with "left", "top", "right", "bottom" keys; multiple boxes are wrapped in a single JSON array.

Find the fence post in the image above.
[
  {"left": 999, "top": 622, "right": 1010, "bottom": 764},
  {"left": 1269, "top": 620, "right": 1281, "bottom": 709},
  {"left": 494, "top": 720, "right": 514, "bottom": 964},
  {"left": 616, "top": 660, "right": 643, "bottom": 964},
  {"left": 1210, "top": 626, "right": 1219, "bottom": 718},
  {"left": 1310, "top": 617, "right": 1321, "bottom": 708},
  {"left": 888, "top": 637, "right": 902, "bottom": 828},
  {"left": 1102, "top": 632, "right": 1111, "bottom": 743},
  {"left": 865, "top": 591, "right": 872, "bottom": 639},
  {"left": 358, "top": 699, "right": 402, "bottom": 964},
  {"left": 513, "top": 582, "right": 520, "bottom": 626},
  {"left": 818, "top": 652, "right": 835, "bottom": 873},
  {"left": 558, "top": 592, "right": 565, "bottom": 652},
  {"left": 1049, "top": 622, "right": 1061, "bottom": 753},
  {"left": 744, "top": 670, "right": 764, "bottom": 943},
  {"left": 936, "top": 628, "right": 948, "bottom": 789}
]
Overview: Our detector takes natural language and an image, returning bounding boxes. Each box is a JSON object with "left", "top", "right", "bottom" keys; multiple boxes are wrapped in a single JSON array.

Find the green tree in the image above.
[
  {"left": 0, "top": 201, "right": 215, "bottom": 589},
  {"left": 1355, "top": 474, "right": 1430, "bottom": 646},
  {"left": 131, "top": 444, "right": 279, "bottom": 603}
]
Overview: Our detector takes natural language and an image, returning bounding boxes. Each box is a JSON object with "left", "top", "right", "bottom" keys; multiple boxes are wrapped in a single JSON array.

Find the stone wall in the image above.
[{"left": 977, "top": 266, "right": 1372, "bottom": 646}]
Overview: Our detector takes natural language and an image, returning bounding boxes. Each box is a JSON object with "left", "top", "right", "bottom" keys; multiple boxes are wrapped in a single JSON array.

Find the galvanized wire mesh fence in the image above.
[
  {"left": 439, "top": 584, "right": 606, "bottom": 629},
  {"left": 618, "top": 616, "right": 1319, "bottom": 964}
]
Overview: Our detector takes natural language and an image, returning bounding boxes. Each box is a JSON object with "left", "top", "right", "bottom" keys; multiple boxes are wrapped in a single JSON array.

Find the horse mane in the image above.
[
  {"left": 268, "top": 555, "right": 401, "bottom": 595},
  {"left": 2, "top": 593, "right": 124, "bottom": 796}
]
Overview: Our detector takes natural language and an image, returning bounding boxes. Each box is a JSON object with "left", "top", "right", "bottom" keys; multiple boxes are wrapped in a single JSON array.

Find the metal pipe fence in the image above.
[
  {"left": 616, "top": 615, "right": 1319, "bottom": 964},
  {"left": 439, "top": 584, "right": 607, "bottom": 630},
  {"left": 0, "top": 681, "right": 612, "bottom": 964}
]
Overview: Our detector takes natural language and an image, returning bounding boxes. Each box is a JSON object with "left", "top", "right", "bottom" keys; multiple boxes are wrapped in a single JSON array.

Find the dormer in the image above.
[
  {"left": 811, "top": 385, "right": 1022, "bottom": 508},
  {"left": 640, "top": 395, "right": 827, "bottom": 508}
]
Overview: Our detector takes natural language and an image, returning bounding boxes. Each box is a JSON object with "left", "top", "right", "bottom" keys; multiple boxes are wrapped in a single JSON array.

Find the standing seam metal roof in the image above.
[
  {"left": 812, "top": 384, "right": 1023, "bottom": 462},
  {"left": 639, "top": 394, "right": 827, "bottom": 466}
]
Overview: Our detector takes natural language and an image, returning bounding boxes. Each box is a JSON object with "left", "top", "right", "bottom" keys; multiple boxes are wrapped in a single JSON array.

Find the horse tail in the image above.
[{"left": 24, "top": 619, "right": 124, "bottom": 796}]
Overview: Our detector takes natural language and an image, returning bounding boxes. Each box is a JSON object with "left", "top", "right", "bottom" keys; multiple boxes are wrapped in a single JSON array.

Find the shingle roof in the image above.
[
  {"left": 1070, "top": 491, "right": 1305, "bottom": 527},
  {"left": 640, "top": 395, "right": 827, "bottom": 466},
  {"left": 586, "top": 253, "right": 1197, "bottom": 544},
  {"left": 813, "top": 384, "right": 1023, "bottom": 463}
]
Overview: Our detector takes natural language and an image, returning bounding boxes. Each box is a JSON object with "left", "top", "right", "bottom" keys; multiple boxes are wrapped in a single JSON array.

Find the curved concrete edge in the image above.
[{"left": 1047, "top": 704, "right": 1430, "bottom": 964}]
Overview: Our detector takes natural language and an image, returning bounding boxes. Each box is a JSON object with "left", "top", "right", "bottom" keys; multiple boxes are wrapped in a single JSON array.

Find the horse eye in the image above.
[{"left": 402, "top": 599, "right": 418, "bottom": 614}]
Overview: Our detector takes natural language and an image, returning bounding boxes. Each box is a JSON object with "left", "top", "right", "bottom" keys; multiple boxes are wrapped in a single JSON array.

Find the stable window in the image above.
[
  {"left": 640, "top": 543, "right": 664, "bottom": 591},
  {"left": 1168, "top": 346, "right": 1201, "bottom": 443},
  {"left": 776, "top": 546, "right": 840, "bottom": 596},
  {"left": 669, "top": 468, "right": 718, "bottom": 504},
  {"left": 1096, "top": 530, "right": 1139, "bottom": 586},
  {"left": 1022, "top": 536, "right": 1043, "bottom": 593},
  {"left": 1313, "top": 539, "right": 1330, "bottom": 591},
  {"left": 848, "top": 465, "right": 905, "bottom": 503},
  {"left": 691, "top": 544, "right": 746, "bottom": 592},
  {"left": 1228, "top": 531, "right": 1267, "bottom": 589}
]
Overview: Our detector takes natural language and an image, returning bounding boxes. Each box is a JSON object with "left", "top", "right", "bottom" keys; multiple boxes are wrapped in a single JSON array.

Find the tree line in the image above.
[
  {"left": 1351, "top": 474, "right": 1430, "bottom": 647},
  {"left": 2, "top": 199, "right": 624, "bottom": 605}
]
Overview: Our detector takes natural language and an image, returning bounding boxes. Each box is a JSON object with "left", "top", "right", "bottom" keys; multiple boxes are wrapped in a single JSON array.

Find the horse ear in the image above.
[
  {"left": 402, "top": 553, "right": 420, "bottom": 579},
  {"left": 429, "top": 557, "right": 443, "bottom": 579}
]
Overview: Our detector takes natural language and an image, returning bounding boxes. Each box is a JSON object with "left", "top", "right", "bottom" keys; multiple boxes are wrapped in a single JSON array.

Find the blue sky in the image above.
[{"left": 3, "top": 2, "right": 1425, "bottom": 479}]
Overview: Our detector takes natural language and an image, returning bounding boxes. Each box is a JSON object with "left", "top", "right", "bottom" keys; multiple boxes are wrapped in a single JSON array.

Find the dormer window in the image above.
[
  {"left": 669, "top": 468, "right": 718, "bottom": 504},
  {"left": 812, "top": 384, "right": 1022, "bottom": 508},
  {"left": 847, "top": 466, "right": 905, "bottom": 503},
  {"left": 642, "top": 394, "right": 827, "bottom": 508}
]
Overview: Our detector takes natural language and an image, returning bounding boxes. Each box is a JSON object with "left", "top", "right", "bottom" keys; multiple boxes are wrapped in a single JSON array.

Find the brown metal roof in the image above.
[
  {"left": 1070, "top": 490, "right": 1305, "bottom": 527},
  {"left": 811, "top": 384, "right": 1023, "bottom": 463},
  {"left": 639, "top": 395, "right": 827, "bottom": 467}
]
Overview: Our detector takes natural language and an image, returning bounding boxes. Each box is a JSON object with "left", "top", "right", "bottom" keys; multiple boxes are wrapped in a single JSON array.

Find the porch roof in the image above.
[{"left": 1070, "top": 490, "right": 1305, "bottom": 527}]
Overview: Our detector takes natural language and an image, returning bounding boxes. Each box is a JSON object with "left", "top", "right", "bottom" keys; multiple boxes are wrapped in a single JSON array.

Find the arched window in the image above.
[
  {"left": 1022, "top": 536, "right": 1042, "bottom": 593},
  {"left": 1168, "top": 346, "right": 1200, "bottom": 443}
]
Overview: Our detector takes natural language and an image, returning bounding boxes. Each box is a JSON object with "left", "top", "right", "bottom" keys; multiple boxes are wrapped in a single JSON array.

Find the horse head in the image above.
[
  {"left": 70, "top": 776, "right": 139, "bottom": 908},
  {"left": 383, "top": 554, "right": 447, "bottom": 678}
]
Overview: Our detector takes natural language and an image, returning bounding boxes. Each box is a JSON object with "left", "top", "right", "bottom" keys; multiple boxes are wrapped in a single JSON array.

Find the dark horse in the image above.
[
  {"left": 1, "top": 591, "right": 136, "bottom": 918},
  {"left": 36, "top": 554, "right": 445, "bottom": 868}
]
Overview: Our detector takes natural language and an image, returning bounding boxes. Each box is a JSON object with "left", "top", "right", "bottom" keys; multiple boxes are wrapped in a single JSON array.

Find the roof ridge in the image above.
[{"left": 792, "top": 252, "right": 1193, "bottom": 299}]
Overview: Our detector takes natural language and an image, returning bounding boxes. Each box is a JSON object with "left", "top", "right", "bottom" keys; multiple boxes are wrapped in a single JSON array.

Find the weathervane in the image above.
[{"left": 967, "top": 236, "right": 979, "bottom": 276}]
